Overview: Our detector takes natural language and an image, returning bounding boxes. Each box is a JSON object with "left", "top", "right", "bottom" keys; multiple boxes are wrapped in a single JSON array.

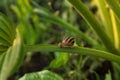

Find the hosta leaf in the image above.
[
  {"left": 0, "top": 45, "right": 8, "bottom": 54},
  {"left": 0, "top": 26, "right": 11, "bottom": 44},
  {"left": 0, "top": 53, "right": 6, "bottom": 72},
  {"left": 0, "top": 13, "right": 15, "bottom": 41},
  {"left": 0, "top": 29, "right": 24, "bottom": 80},
  {"left": 0, "top": 13, "right": 16, "bottom": 54},
  {"left": 0, "top": 19, "right": 11, "bottom": 37},
  {"left": 19, "top": 70, "right": 63, "bottom": 80},
  {"left": 0, "top": 37, "right": 11, "bottom": 46}
]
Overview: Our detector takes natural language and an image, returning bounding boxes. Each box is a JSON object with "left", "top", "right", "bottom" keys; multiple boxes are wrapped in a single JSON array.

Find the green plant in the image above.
[{"left": 0, "top": 0, "right": 120, "bottom": 80}]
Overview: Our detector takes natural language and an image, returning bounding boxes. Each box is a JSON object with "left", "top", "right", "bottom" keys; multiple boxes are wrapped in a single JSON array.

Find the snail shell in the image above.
[{"left": 58, "top": 37, "right": 74, "bottom": 48}]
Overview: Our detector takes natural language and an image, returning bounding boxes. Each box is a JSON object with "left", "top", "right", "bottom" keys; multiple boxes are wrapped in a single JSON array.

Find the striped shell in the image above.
[{"left": 58, "top": 37, "right": 74, "bottom": 48}]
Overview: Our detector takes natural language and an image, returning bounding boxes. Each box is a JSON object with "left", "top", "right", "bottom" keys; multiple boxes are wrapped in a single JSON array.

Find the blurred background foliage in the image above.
[{"left": 0, "top": 0, "right": 120, "bottom": 80}]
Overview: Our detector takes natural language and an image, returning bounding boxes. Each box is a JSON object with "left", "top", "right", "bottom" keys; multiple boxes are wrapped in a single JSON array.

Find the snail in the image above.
[{"left": 58, "top": 37, "right": 74, "bottom": 48}]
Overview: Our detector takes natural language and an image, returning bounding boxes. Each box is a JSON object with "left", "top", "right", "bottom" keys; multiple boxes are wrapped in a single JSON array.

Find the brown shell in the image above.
[{"left": 58, "top": 37, "right": 74, "bottom": 48}]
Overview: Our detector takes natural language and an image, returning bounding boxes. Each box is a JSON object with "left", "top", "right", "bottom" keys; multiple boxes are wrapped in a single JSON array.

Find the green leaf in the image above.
[
  {"left": 110, "top": 10, "right": 120, "bottom": 50},
  {"left": 50, "top": 52, "right": 68, "bottom": 68},
  {"left": 0, "top": 37, "right": 11, "bottom": 46},
  {"left": 0, "top": 53, "right": 6, "bottom": 72},
  {"left": 0, "top": 13, "right": 16, "bottom": 53},
  {"left": 95, "top": 0, "right": 113, "bottom": 41},
  {"left": 0, "top": 45, "right": 8, "bottom": 54},
  {"left": 19, "top": 70, "right": 63, "bottom": 80},
  {"left": 0, "top": 25, "right": 12, "bottom": 44},
  {"left": 0, "top": 29, "right": 24, "bottom": 80},
  {"left": 112, "top": 62, "right": 120, "bottom": 79},
  {"left": 11, "top": 0, "right": 38, "bottom": 45},
  {"left": 105, "top": 0, "right": 120, "bottom": 21},
  {"left": 105, "top": 71, "right": 112, "bottom": 80},
  {"left": 0, "top": 13, "right": 15, "bottom": 42},
  {"left": 94, "top": 72, "right": 101, "bottom": 80},
  {"left": 68, "top": 0, "right": 120, "bottom": 55}
]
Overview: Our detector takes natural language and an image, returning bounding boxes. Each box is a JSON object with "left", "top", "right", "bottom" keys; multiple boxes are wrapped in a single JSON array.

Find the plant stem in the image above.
[{"left": 25, "top": 44, "right": 120, "bottom": 64}]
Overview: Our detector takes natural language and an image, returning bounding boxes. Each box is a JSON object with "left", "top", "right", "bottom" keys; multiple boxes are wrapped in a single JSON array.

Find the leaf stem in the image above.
[{"left": 25, "top": 44, "right": 120, "bottom": 64}]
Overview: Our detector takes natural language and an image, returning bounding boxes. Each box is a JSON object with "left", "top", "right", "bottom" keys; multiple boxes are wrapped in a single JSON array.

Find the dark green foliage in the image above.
[{"left": 0, "top": 0, "right": 120, "bottom": 80}]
